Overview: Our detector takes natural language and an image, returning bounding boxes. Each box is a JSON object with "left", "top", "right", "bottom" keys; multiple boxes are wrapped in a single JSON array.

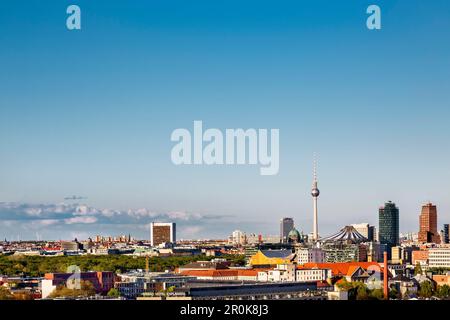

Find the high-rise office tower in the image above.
[
  {"left": 379, "top": 201, "right": 399, "bottom": 255},
  {"left": 311, "top": 157, "right": 320, "bottom": 241},
  {"left": 368, "top": 225, "right": 376, "bottom": 242},
  {"left": 443, "top": 224, "right": 449, "bottom": 244},
  {"left": 150, "top": 222, "right": 176, "bottom": 247},
  {"left": 280, "top": 218, "right": 294, "bottom": 243},
  {"left": 418, "top": 203, "right": 440, "bottom": 243}
]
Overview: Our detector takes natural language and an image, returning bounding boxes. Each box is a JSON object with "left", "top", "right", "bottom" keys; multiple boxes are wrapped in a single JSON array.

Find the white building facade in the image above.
[
  {"left": 256, "top": 264, "right": 329, "bottom": 283},
  {"left": 296, "top": 268, "right": 331, "bottom": 282},
  {"left": 229, "top": 230, "right": 247, "bottom": 245},
  {"left": 296, "top": 248, "right": 326, "bottom": 264},
  {"left": 429, "top": 248, "right": 450, "bottom": 268}
]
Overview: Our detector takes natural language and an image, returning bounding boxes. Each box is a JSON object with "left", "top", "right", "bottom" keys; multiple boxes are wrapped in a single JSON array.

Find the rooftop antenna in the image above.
[
  {"left": 313, "top": 152, "right": 318, "bottom": 184},
  {"left": 311, "top": 152, "right": 320, "bottom": 242}
]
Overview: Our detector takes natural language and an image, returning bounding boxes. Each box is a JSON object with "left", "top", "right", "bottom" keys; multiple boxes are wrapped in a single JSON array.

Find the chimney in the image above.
[{"left": 383, "top": 251, "right": 389, "bottom": 300}]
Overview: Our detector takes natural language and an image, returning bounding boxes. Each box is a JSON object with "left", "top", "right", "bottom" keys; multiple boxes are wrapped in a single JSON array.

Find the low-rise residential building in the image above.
[
  {"left": 296, "top": 268, "right": 331, "bottom": 283},
  {"left": 0, "top": 276, "right": 42, "bottom": 299},
  {"left": 115, "top": 272, "right": 195, "bottom": 299},
  {"left": 432, "top": 273, "right": 450, "bottom": 287},
  {"left": 413, "top": 274, "right": 434, "bottom": 286},
  {"left": 389, "top": 275, "right": 419, "bottom": 298},
  {"left": 256, "top": 265, "right": 330, "bottom": 283},
  {"left": 259, "top": 264, "right": 296, "bottom": 282},
  {"left": 301, "top": 262, "right": 388, "bottom": 284}
]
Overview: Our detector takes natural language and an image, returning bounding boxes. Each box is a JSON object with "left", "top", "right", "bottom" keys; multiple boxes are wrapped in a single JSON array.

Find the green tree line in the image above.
[
  {"left": 0, "top": 254, "right": 245, "bottom": 277},
  {"left": 337, "top": 278, "right": 450, "bottom": 300}
]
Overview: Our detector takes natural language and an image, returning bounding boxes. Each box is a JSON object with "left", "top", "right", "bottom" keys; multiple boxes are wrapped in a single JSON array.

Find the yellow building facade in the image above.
[{"left": 249, "top": 250, "right": 295, "bottom": 266}]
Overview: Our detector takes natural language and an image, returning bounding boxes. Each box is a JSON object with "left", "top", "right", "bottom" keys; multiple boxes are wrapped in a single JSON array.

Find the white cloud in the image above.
[
  {"left": 73, "top": 205, "right": 98, "bottom": 216},
  {"left": 25, "top": 208, "right": 43, "bottom": 216},
  {"left": 180, "top": 226, "right": 203, "bottom": 238},
  {"left": 0, "top": 202, "right": 228, "bottom": 239},
  {"left": 64, "top": 216, "right": 98, "bottom": 224},
  {"left": 0, "top": 202, "right": 208, "bottom": 223},
  {"left": 38, "top": 219, "right": 59, "bottom": 226},
  {"left": 167, "top": 211, "right": 198, "bottom": 220},
  {"left": 127, "top": 208, "right": 158, "bottom": 218}
]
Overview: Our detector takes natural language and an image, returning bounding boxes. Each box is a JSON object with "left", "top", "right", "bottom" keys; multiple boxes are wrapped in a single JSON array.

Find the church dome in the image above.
[{"left": 288, "top": 228, "right": 301, "bottom": 242}]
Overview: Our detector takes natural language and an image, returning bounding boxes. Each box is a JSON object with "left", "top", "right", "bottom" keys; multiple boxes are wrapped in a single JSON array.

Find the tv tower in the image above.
[{"left": 311, "top": 154, "right": 320, "bottom": 241}]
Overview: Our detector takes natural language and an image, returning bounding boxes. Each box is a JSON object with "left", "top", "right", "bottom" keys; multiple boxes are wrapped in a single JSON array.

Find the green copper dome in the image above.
[{"left": 288, "top": 228, "right": 301, "bottom": 242}]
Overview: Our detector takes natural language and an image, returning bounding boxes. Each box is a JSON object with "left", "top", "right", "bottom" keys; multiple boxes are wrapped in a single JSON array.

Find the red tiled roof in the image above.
[
  {"left": 237, "top": 270, "right": 259, "bottom": 276},
  {"left": 179, "top": 268, "right": 267, "bottom": 278},
  {"left": 346, "top": 265, "right": 361, "bottom": 277},
  {"left": 299, "top": 262, "right": 383, "bottom": 277},
  {"left": 179, "top": 270, "right": 236, "bottom": 277}
]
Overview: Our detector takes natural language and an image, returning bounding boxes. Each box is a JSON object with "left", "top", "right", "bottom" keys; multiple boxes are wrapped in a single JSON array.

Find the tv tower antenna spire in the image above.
[{"left": 311, "top": 153, "right": 320, "bottom": 241}]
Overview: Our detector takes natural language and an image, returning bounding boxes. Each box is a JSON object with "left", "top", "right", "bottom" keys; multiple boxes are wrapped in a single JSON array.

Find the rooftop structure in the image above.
[
  {"left": 249, "top": 250, "right": 296, "bottom": 267},
  {"left": 320, "top": 226, "right": 368, "bottom": 244}
]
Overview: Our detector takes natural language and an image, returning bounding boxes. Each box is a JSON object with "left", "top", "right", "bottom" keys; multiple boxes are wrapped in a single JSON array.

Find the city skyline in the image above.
[
  {"left": 1, "top": 0, "right": 450, "bottom": 239},
  {"left": 0, "top": 197, "right": 448, "bottom": 241}
]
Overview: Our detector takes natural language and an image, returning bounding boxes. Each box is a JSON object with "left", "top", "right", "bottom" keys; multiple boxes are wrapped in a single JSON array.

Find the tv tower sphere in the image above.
[{"left": 311, "top": 187, "right": 320, "bottom": 197}]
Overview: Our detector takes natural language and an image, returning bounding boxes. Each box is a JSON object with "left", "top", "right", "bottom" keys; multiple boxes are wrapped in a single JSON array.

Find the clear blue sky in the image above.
[{"left": 1, "top": 0, "right": 450, "bottom": 240}]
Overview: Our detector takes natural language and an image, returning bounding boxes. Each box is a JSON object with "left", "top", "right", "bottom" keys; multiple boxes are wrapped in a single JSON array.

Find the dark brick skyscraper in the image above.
[{"left": 418, "top": 203, "right": 440, "bottom": 243}]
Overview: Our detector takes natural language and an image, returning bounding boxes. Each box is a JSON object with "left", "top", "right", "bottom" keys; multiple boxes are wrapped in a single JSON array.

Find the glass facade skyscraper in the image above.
[
  {"left": 378, "top": 201, "right": 399, "bottom": 255},
  {"left": 444, "top": 224, "right": 449, "bottom": 244},
  {"left": 280, "top": 218, "right": 294, "bottom": 243}
]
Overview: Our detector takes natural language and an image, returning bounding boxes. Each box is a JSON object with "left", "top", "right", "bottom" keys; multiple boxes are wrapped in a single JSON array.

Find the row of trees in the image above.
[
  {"left": 0, "top": 254, "right": 246, "bottom": 276},
  {"left": 337, "top": 278, "right": 450, "bottom": 300},
  {"left": 417, "top": 281, "right": 450, "bottom": 299},
  {"left": 337, "top": 279, "right": 387, "bottom": 300}
]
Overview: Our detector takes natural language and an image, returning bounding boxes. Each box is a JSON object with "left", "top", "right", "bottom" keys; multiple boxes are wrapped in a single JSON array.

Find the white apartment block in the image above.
[
  {"left": 257, "top": 264, "right": 329, "bottom": 283},
  {"left": 296, "top": 248, "right": 325, "bottom": 264},
  {"left": 228, "top": 230, "right": 247, "bottom": 245},
  {"left": 296, "top": 268, "right": 331, "bottom": 282},
  {"left": 257, "top": 264, "right": 296, "bottom": 282},
  {"left": 269, "top": 264, "right": 296, "bottom": 282},
  {"left": 429, "top": 248, "right": 450, "bottom": 268}
]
